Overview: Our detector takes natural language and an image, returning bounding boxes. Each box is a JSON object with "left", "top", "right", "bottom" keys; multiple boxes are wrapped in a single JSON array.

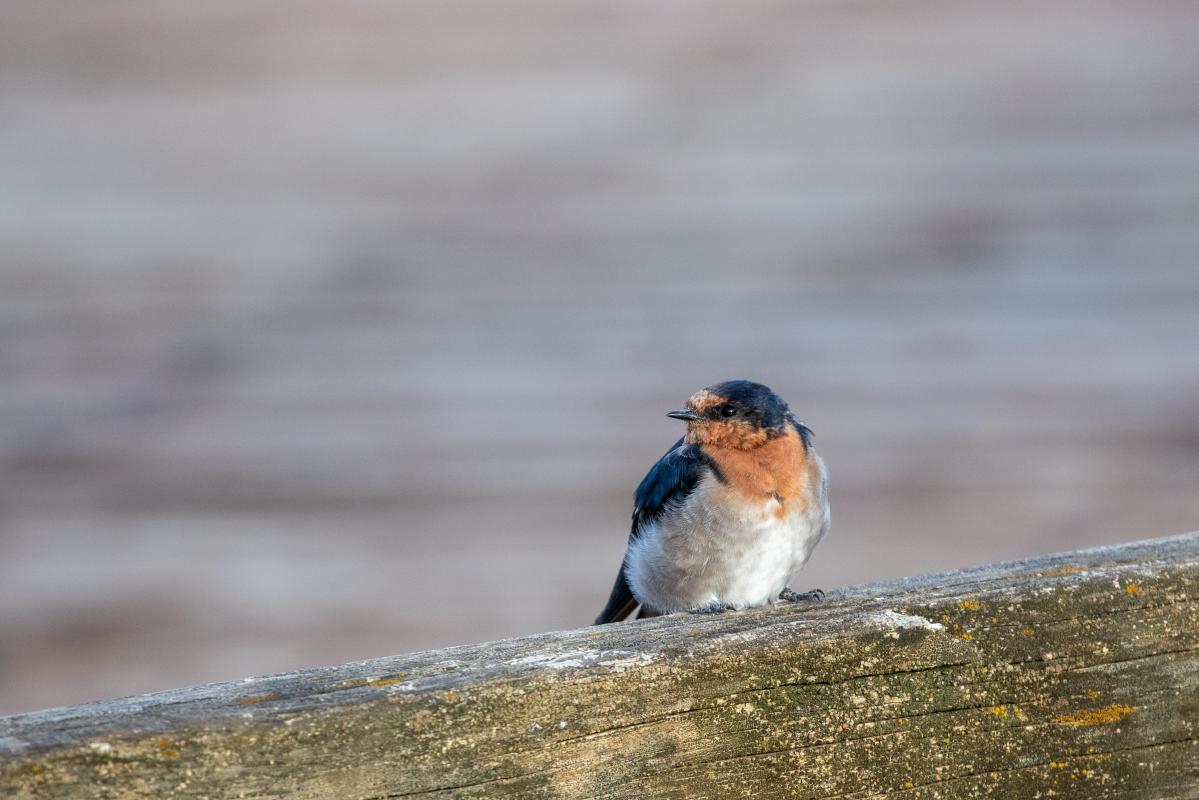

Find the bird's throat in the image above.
[{"left": 684, "top": 420, "right": 770, "bottom": 450}]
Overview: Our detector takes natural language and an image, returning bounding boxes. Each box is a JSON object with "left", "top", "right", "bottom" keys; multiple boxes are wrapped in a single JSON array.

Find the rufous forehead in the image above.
[{"left": 687, "top": 389, "right": 727, "bottom": 412}]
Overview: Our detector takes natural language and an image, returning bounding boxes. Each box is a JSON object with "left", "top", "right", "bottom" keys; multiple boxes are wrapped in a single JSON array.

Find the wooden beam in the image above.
[{"left": 3, "top": 533, "right": 1198, "bottom": 798}]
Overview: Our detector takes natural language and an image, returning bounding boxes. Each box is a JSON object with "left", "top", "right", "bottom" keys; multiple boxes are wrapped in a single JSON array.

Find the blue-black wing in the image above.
[{"left": 594, "top": 438, "right": 719, "bottom": 624}]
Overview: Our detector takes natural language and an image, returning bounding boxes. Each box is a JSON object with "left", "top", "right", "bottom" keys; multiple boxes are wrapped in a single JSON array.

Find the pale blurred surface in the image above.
[{"left": 2, "top": 1, "right": 1199, "bottom": 715}]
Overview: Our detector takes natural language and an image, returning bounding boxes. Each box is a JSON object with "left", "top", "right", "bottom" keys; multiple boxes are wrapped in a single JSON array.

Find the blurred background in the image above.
[{"left": 2, "top": 0, "right": 1199, "bottom": 715}]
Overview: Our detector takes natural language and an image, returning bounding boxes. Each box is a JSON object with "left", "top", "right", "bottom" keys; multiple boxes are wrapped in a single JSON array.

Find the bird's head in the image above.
[{"left": 667, "top": 380, "right": 796, "bottom": 450}]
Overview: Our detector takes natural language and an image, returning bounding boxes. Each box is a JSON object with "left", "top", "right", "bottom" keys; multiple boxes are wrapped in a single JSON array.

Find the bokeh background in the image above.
[{"left": 3, "top": 1, "right": 1199, "bottom": 715}]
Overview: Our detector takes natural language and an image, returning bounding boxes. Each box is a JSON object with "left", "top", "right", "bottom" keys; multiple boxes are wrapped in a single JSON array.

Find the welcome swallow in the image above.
[{"left": 595, "top": 380, "right": 830, "bottom": 623}]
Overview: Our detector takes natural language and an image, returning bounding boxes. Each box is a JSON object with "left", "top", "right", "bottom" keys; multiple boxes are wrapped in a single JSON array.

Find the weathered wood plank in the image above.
[{"left": 3, "top": 533, "right": 1198, "bottom": 799}]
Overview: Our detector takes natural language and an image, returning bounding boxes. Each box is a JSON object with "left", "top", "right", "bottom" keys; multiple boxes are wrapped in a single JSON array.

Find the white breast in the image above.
[{"left": 625, "top": 454, "right": 829, "bottom": 614}]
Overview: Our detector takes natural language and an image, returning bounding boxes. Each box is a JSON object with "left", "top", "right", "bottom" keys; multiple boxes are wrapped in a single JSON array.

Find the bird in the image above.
[{"left": 595, "top": 380, "right": 829, "bottom": 624}]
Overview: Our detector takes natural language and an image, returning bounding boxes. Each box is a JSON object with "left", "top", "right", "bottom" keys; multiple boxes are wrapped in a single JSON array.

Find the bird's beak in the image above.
[{"left": 666, "top": 408, "right": 702, "bottom": 422}]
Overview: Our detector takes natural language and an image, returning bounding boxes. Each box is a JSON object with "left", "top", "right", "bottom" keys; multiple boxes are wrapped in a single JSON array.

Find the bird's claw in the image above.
[{"left": 780, "top": 587, "right": 825, "bottom": 603}]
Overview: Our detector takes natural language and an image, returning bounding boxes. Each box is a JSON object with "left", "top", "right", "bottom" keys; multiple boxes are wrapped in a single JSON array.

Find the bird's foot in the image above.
[{"left": 779, "top": 587, "right": 825, "bottom": 603}]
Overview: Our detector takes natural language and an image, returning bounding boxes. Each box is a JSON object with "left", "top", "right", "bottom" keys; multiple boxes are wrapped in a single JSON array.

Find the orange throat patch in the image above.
[
  {"left": 684, "top": 420, "right": 770, "bottom": 450},
  {"left": 697, "top": 426, "right": 813, "bottom": 514}
]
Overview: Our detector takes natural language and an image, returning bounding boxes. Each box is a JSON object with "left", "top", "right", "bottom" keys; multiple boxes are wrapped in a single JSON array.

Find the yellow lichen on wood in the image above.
[
  {"left": 238, "top": 694, "right": 280, "bottom": 704},
  {"left": 365, "top": 674, "right": 407, "bottom": 686},
  {"left": 1041, "top": 566, "right": 1083, "bottom": 577},
  {"left": 1053, "top": 704, "right": 1135, "bottom": 727}
]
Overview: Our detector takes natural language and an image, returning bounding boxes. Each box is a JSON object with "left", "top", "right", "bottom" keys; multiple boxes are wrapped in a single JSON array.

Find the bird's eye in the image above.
[{"left": 719, "top": 404, "right": 737, "bottom": 418}]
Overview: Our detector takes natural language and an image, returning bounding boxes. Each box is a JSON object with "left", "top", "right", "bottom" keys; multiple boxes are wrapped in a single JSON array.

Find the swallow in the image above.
[{"left": 595, "top": 380, "right": 830, "bottom": 624}]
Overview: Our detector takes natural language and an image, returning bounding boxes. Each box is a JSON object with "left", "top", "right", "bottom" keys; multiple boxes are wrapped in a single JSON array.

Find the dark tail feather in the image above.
[{"left": 594, "top": 564, "right": 639, "bottom": 624}]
